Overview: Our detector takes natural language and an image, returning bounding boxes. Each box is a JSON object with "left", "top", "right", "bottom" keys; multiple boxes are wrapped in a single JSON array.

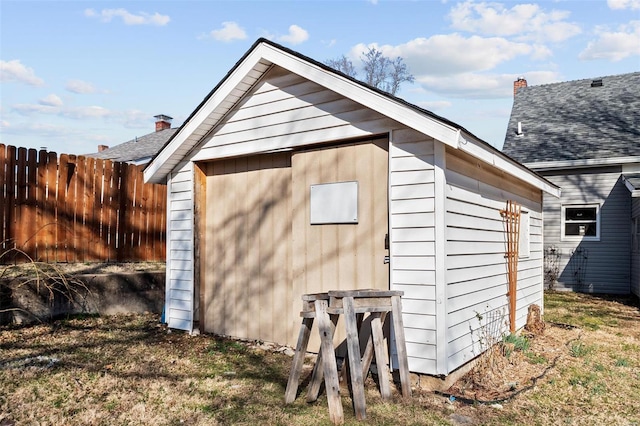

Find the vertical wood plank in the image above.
[
  {"left": 370, "top": 312, "right": 391, "bottom": 400},
  {"left": 15, "top": 147, "right": 27, "bottom": 259},
  {"left": 315, "top": 299, "right": 343, "bottom": 425},
  {"left": 343, "top": 296, "right": 366, "bottom": 420},
  {"left": 131, "top": 163, "right": 144, "bottom": 260},
  {"left": 116, "top": 162, "right": 129, "bottom": 262},
  {"left": 246, "top": 155, "right": 261, "bottom": 340},
  {"left": 142, "top": 168, "right": 154, "bottom": 261},
  {"left": 152, "top": 178, "right": 164, "bottom": 261},
  {"left": 285, "top": 316, "right": 314, "bottom": 403},
  {"left": 137, "top": 165, "right": 147, "bottom": 261},
  {"left": 109, "top": 161, "right": 121, "bottom": 261},
  {"left": 149, "top": 171, "right": 162, "bottom": 261},
  {"left": 194, "top": 163, "right": 206, "bottom": 330},
  {"left": 35, "top": 149, "right": 47, "bottom": 261},
  {"left": 56, "top": 154, "right": 69, "bottom": 262},
  {"left": 4, "top": 145, "right": 16, "bottom": 254},
  {"left": 257, "top": 155, "right": 273, "bottom": 340},
  {"left": 66, "top": 155, "right": 78, "bottom": 263},
  {"left": 0, "top": 145, "right": 6, "bottom": 252},
  {"left": 82, "top": 157, "right": 97, "bottom": 262},
  {"left": 272, "top": 152, "right": 291, "bottom": 344},
  {"left": 44, "top": 151, "right": 57, "bottom": 262},
  {"left": 104, "top": 160, "right": 116, "bottom": 261},
  {"left": 93, "top": 159, "right": 106, "bottom": 261},
  {"left": 391, "top": 295, "right": 412, "bottom": 398}
]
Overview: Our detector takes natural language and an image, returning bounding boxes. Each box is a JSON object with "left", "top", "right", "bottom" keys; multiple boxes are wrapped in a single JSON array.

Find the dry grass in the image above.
[{"left": 1, "top": 291, "right": 639, "bottom": 425}]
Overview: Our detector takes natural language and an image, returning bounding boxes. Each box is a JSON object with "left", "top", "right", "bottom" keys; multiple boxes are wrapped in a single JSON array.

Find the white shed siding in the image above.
[
  {"left": 389, "top": 129, "right": 438, "bottom": 374},
  {"left": 630, "top": 197, "right": 639, "bottom": 297},
  {"left": 192, "top": 66, "right": 396, "bottom": 162},
  {"left": 541, "top": 168, "right": 631, "bottom": 294},
  {"left": 444, "top": 171, "right": 543, "bottom": 373},
  {"left": 165, "top": 161, "right": 194, "bottom": 331}
]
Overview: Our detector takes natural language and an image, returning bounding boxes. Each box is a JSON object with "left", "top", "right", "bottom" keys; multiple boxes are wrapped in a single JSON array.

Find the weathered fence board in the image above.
[{"left": 0, "top": 144, "right": 166, "bottom": 263}]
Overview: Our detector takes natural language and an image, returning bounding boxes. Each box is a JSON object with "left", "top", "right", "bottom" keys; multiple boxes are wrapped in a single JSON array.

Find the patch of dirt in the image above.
[{"left": 445, "top": 323, "right": 581, "bottom": 403}]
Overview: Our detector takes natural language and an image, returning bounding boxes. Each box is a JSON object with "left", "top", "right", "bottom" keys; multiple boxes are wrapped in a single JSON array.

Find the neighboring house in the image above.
[
  {"left": 503, "top": 73, "right": 640, "bottom": 297},
  {"left": 144, "top": 38, "right": 559, "bottom": 376},
  {"left": 88, "top": 115, "right": 178, "bottom": 164}
]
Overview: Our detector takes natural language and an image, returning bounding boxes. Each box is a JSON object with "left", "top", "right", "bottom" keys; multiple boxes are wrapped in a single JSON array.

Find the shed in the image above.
[{"left": 144, "top": 39, "right": 560, "bottom": 376}]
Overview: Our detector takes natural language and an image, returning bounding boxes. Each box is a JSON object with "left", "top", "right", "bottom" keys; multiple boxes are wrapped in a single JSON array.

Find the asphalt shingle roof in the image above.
[
  {"left": 87, "top": 128, "right": 178, "bottom": 163},
  {"left": 502, "top": 72, "right": 640, "bottom": 164}
]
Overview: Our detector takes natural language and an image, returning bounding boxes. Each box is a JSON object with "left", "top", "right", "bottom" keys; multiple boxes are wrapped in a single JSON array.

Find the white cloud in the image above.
[
  {"left": 608, "top": 0, "right": 640, "bottom": 10},
  {"left": 64, "top": 106, "right": 111, "bottom": 119},
  {"left": 415, "top": 71, "right": 560, "bottom": 99},
  {"left": 39, "top": 94, "right": 63, "bottom": 107},
  {"left": 206, "top": 21, "right": 247, "bottom": 42},
  {"left": 84, "top": 8, "right": 170, "bottom": 26},
  {"left": 13, "top": 102, "right": 112, "bottom": 119},
  {"left": 360, "top": 35, "right": 533, "bottom": 77},
  {"left": 448, "top": 1, "right": 581, "bottom": 42},
  {"left": 417, "top": 100, "right": 452, "bottom": 111},
  {"left": 66, "top": 79, "right": 97, "bottom": 94},
  {"left": 0, "top": 60, "right": 44, "bottom": 86},
  {"left": 277, "top": 25, "right": 309, "bottom": 45},
  {"left": 579, "top": 21, "right": 640, "bottom": 61}
]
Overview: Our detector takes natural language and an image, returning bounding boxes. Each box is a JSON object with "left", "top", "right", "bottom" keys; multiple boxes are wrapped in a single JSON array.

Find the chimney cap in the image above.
[{"left": 154, "top": 114, "right": 173, "bottom": 122}]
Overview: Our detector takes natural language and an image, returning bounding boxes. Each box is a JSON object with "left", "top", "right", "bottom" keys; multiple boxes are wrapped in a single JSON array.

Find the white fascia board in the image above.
[
  {"left": 458, "top": 132, "right": 561, "bottom": 197},
  {"left": 525, "top": 156, "right": 640, "bottom": 171},
  {"left": 259, "top": 44, "right": 461, "bottom": 148},
  {"left": 144, "top": 47, "right": 271, "bottom": 184}
]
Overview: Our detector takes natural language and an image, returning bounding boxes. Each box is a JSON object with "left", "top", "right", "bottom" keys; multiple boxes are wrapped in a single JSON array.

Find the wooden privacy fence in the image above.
[{"left": 0, "top": 144, "right": 167, "bottom": 263}]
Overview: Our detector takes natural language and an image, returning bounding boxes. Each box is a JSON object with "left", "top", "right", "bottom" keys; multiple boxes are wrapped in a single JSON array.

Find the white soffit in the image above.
[{"left": 458, "top": 132, "right": 561, "bottom": 197}]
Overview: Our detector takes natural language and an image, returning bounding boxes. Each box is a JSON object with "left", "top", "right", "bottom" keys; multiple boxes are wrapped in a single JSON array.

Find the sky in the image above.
[{"left": 1, "top": 0, "right": 639, "bottom": 156}]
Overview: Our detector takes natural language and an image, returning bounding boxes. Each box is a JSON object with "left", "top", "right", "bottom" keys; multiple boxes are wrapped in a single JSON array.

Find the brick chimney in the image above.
[
  {"left": 514, "top": 77, "right": 527, "bottom": 96},
  {"left": 98, "top": 144, "right": 109, "bottom": 152},
  {"left": 154, "top": 114, "right": 173, "bottom": 132}
]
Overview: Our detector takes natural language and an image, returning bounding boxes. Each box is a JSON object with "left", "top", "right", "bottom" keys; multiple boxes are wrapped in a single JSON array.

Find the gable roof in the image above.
[
  {"left": 87, "top": 128, "right": 177, "bottom": 164},
  {"left": 144, "top": 38, "right": 558, "bottom": 196},
  {"left": 503, "top": 72, "right": 640, "bottom": 167}
]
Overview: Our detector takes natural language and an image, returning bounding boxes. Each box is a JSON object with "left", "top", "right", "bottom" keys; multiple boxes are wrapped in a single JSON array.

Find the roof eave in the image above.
[
  {"left": 524, "top": 155, "right": 640, "bottom": 172},
  {"left": 458, "top": 132, "right": 561, "bottom": 197}
]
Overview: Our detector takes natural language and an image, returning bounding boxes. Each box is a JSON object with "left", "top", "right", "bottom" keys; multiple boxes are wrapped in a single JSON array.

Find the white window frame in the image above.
[{"left": 561, "top": 203, "right": 601, "bottom": 241}]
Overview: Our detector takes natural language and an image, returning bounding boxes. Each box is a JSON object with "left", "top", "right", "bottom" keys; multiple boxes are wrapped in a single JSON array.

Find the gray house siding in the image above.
[
  {"left": 632, "top": 197, "right": 640, "bottom": 297},
  {"left": 541, "top": 166, "right": 631, "bottom": 294}
]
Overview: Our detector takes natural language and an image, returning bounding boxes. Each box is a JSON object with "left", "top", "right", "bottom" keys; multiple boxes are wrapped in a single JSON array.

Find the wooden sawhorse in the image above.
[{"left": 285, "top": 289, "right": 411, "bottom": 424}]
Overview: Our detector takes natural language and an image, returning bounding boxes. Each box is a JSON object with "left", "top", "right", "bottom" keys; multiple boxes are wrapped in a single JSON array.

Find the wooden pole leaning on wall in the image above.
[{"left": 501, "top": 200, "right": 521, "bottom": 333}]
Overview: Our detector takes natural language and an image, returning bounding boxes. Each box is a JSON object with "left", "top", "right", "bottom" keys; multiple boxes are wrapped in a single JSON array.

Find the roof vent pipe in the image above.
[{"left": 516, "top": 121, "right": 524, "bottom": 136}]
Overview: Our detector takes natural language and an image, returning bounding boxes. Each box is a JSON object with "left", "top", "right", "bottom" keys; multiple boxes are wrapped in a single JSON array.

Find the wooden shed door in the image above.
[
  {"left": 201, "top": 153, "right": 292, "bottom": 345},
  {"left": 291, "top": 138, "right": 390, "bottom": 318}
]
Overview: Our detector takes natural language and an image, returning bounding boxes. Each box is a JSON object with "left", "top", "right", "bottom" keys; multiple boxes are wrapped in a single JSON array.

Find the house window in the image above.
[{"left": 561, "top": 204, "right": 600, "bottom": 241}]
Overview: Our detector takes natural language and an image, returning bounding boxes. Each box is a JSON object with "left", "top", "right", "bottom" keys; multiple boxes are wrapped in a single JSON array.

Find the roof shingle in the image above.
[
  {"left": 502, "top": 72, "right": 640, "bottom": 164},
  {"left": 87, "top": 128, "right": 178, "bottom": 163}
]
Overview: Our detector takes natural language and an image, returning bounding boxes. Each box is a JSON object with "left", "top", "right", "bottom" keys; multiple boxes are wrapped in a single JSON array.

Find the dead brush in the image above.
[
  {"left": 456, "top": 307, "right": 510, "bottom": 397},
  {"left": 0, "top": 245, "right": 92, "bottom": 323}
]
